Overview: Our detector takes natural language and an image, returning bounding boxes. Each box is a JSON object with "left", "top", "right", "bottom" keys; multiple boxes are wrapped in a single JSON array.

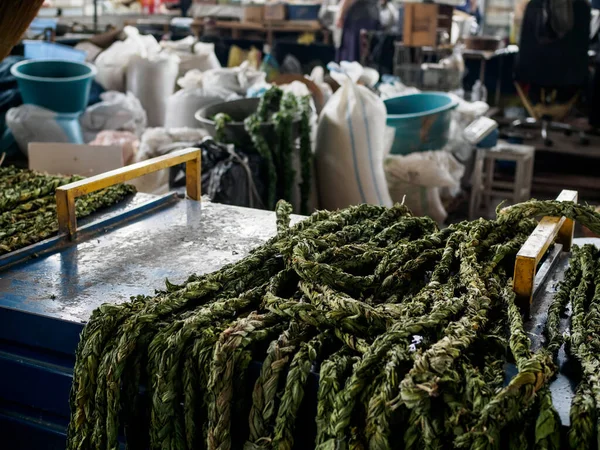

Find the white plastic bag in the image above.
[
  {"left": 126, "top": 53, "right": 180, "bottom": 127},
  {"left": 161, "top": 38, "right": 221, "bottom": 77},
  {"left": 164, "top": 89, "right": 222, "bottom": 129},
  {"left": 94, "top": 26, "right": 161, "bottom": 92},
  {"left": 315, "top": 80, "right": 393, "bottom": 209},
  {"left": 177, "top": 69, "right": 205, "bottom": 90},
  {"left": 131, "top": 127, "right": 208, "bottom": 194},
  {"left": 6, "top": 105, "right": 71, "bottom": 156},
  {"left": 80, "top": 91, "right": 147, "bottom": 143},
  {"left": 385, "top": 150, "right": 464, "bottom": 224},
  {"left": 309, "top": 66, "right": 333, "bottom": 105},
  {"left": 446, "top": 94, "right": 489, "bottom": 162},
  {"left": 202, "top": 62, "right": 266, "bottom": 97}
]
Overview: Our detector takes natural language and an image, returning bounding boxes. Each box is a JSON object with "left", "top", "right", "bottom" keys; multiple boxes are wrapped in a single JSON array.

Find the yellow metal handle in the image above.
[
  {"left": 56, "top": 147, "right": 201, "bottom": 239},
  {"left": 513, "top": 189, "right": 578, "bottom": 310}
]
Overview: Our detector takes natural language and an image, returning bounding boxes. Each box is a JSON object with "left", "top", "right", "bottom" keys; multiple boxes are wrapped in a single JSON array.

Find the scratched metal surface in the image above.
[
  {"left": 0, "top": 198, "right": 300, "bottom": 323},
  {"left": 525, "top": 237, "right": 600, "bottom": 426}
]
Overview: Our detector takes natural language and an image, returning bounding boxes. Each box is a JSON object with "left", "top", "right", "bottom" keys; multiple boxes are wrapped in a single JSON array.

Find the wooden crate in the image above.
[
  {"left": 403, "top": 3, "right": 453, "bottom": 47},
  {"left": 243, "top": 4, "right": 265, "bottom": 22},
  {"left": 265, "top": 3, "right": 287, "bottom": 21}
]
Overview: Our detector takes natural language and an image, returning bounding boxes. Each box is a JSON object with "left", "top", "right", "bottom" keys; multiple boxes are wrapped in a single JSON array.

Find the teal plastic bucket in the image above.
[
  {"left": 384, "top": 93, "right": 458, "bottom": 155},
  {"left": 11, "top": 59, "right": 97, "bottom": 114}
]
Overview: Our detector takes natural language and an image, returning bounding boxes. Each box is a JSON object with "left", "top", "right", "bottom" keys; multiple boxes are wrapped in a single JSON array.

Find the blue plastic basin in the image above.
[
  {"left": 23, "top": 41, "right": 87, "bottom": 62},
  {"left": 11, "top": 59, "right": 97, "bottom": 114},
  {"left": 384, "top": 92, "right": 458, "bottom": 155}
]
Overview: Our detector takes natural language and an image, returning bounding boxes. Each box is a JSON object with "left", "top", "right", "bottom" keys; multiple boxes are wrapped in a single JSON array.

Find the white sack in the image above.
[
  {"left": 6, "top": 105, "right": 71, "bottom": 156},
  {"left": 131, "top": 127, "right": 207, "bottom": 194},
  {"left": 94, "top": 26, "right": 161, "bottom": 92},
  {"left": 126, "top": 54, "right": 180, "bottom": 127},
  {"left": 161, "top": 38, "right": 221, "bottom": 77},
  {"left": 315, "top": 81, "right": 393, "bottom": 209},
  {"left": 164, "top": 89, "right": 222, "bottom": 129},
  {"left": 80, "top": 91, "right": 147, "bottom": 143},
  {"left": 202, "top": 62, "right": 266, "bottom": 98},
  {"left": 385, "top": 150, "right": 464, "bottom": 224}
]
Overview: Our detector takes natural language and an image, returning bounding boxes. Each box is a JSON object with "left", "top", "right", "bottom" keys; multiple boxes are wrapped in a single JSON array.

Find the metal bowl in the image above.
[{"left": 195, "top": 97, "right": 301, "bottom": 149}]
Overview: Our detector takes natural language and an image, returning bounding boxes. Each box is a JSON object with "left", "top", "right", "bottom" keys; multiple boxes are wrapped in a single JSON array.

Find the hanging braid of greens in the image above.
[
  {"left": 298, "top": 95, "right": 313, "bottom": 215},
  {"left": 66, "top": 199, "right": 600, "bottom": 450},
  {"left": 318, "top": 291, "right": 468, "bottom": 449},
  {"left": 568, "top": 245, "right": 600, "bottom": 450},
  {"left": 569, "top": 380, "right": 597, "bottom": 450},
  {"left": 397, "top": 220, "right": 504, "bottom": 448},
  {"left": 533, "top": 243, "right": 586, "bottom": 450},
  {"left": 454, "top": 243, "right": 576, "bottom": 450},
  {"left": 273, "top": 93, "right": 297, "bottom": 204},
  {"left": 214, "top": 113, "right": 233, "bottom": 142},
  {"left": 271, "top": 331, "right": 334, "bottom": 450},
  {"left": 245, "top": 112, "right": 277, "bottom": 209},
  {"left": 69, "top": 202, "right": 400, "bottom": 450},
  {"left": 315, "top": 349, "right": 359, "bottom": 446},
  {"left": 240, "top": 87, "right": 314, "bottom": 212},
  {"left": 568, "top": 253, "right": 600, "bottom": 450},
  {"left": 147, "top": 289, "right": 269, "bottom": 450},
  {"left": 245, "top": 321, "right": 314, "bottom": 448},
  {"left": 275, "top": 200, "right": 293, "bottom": 236},
  {"left": 207, "top": 313, "right": 284, "bottom": 450}
]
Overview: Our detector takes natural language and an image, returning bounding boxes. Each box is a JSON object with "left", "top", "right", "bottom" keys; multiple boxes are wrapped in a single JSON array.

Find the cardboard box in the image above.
[
  {"left": 403, "top": 3, "right": 438, "bottom": 47},
  {"left": 264, "top": 3, "right": 287, "bottom": 21},
  {"left": 243, "top": 4, "right": 265, "bottom": 22},
  {"left": 28, "top": 143, "right": 124, "bottom": 176}
]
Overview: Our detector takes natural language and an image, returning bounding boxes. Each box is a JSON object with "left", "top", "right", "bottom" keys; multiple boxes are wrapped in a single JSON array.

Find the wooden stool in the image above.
[{"left": 469, "top": 141, "right": 535, "bottom": 219}]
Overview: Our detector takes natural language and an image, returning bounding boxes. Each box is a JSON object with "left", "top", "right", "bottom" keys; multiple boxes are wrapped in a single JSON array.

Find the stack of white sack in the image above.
[{"left": 94, "top": 26, "right": 162, "bottom": 92}]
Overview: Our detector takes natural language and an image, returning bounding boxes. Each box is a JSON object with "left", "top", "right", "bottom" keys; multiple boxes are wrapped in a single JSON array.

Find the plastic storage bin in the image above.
[
  {"left": 287, "top": 3, "right": 321, "bottom": 20},
  {"left": 23, "top": 41, "right": 86, "bottom": 62}
]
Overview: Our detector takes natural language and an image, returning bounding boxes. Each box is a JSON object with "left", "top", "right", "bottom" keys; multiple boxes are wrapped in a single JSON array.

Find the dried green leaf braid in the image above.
[
  {"left": 214, "top": 87, "right": 313, "bottom": 212},
  {"left": 67, "top": 199, "right": 600, "bottom": 450},
  {"left": 271, "top": 331, "right": 333, "bottom": 450},
  {"left": 569, "top": 380, "right": 596, "bottom": 450},
  {"left": 214, "top": 113, "right": 233, "bottom": 142},
  {"left": 246, "top": 321, "right": 313, "bottom": 448},
  {"left": 0, "top": 166, "right": 135, "bottom": 254}
]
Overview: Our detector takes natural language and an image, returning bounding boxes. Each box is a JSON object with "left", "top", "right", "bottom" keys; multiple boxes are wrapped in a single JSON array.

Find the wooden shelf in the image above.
[{"left": 196, "top": 19, "right": 330, "bottom": 45}]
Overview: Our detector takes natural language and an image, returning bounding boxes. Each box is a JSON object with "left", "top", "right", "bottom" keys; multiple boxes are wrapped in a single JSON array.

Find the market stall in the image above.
[{"left": 3, "top": 1, "right": 600, "bottom": 448}]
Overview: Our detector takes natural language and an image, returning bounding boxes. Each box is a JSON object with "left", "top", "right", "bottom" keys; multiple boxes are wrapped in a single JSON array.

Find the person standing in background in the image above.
[
  {"left": 380, "top": 0, "right": 400, "bottom": 32},
  {"left": 336, "top": 0, "right": 381, "bottom": 62}
]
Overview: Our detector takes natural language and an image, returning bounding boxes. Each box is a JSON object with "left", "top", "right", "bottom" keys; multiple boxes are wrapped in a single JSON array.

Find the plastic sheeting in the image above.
[{"left": 170, "top": 138, "right": 265, "bottom": 208}]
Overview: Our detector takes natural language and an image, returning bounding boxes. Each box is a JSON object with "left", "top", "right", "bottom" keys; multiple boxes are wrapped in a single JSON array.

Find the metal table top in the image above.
[{"left": 0, "top": 198, "right": 298, "bottom": 323}]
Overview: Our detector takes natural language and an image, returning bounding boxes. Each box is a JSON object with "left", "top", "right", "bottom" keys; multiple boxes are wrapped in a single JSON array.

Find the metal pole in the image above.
[{"left": 93, "top": 0, "right": 98, "bottom": 33}]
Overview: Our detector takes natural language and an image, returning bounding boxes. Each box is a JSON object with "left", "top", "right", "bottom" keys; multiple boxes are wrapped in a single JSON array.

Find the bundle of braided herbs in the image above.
[
  {"left": 214, "top": 87, "right": 313, "bottom": 214},
  {"left": 67, "top": 199, "right": 600, "bottom": 450},
  {"left": 0, "top": 166, "right": 135, "bottom": 255},
  {"left": 561, "top": 244, "right": 600, "bottom": 450}
]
